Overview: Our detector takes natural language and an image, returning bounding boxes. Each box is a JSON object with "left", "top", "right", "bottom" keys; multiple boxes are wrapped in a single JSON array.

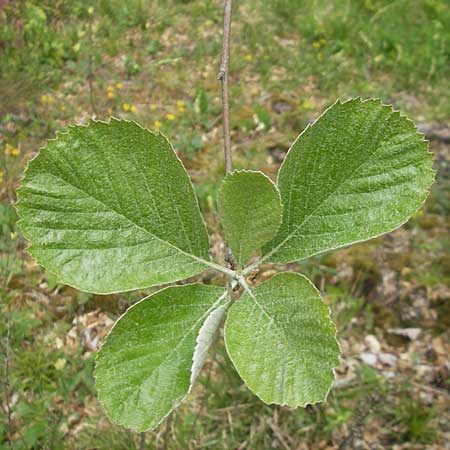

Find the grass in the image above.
[{"left": 1, "top": 0, "right": 449, "bottom": 448}]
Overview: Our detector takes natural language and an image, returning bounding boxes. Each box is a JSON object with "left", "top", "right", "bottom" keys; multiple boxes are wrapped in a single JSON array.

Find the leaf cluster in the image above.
[{"left": 16, "top": 98, "right": 434, "bottom": 431}]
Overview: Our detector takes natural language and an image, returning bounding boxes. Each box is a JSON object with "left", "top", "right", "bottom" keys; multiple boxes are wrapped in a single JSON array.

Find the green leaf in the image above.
[
  {"left": 217, "top": 170, "right": 282, "bottom": 265},
  {"left": 262, "top": 99, "right": 435, "bottom": 264},
  {"left": 225, "top": 272, "right": 340, "bottom": 407},
  {"left": 95, "top": 283, "right": 228, "bottom": 432},
  {"left": 17, "top": 119, "right": 212, "bottom": 294}
]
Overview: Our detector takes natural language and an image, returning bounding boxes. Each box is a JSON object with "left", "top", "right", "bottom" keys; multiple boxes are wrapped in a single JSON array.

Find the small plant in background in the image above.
[{"left": 16, "top": 0, "right": 434, "bottom": 437}]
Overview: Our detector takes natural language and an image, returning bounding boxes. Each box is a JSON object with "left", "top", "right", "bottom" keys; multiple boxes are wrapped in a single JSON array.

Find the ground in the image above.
[{"left": 0, "top": 1, "right": 449, "bottom": 449}]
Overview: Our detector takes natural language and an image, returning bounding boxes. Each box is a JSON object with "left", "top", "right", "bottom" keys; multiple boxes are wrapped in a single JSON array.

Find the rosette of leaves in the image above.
[{"left": 17, "top": 99, "right": 434, "bottom": 431}]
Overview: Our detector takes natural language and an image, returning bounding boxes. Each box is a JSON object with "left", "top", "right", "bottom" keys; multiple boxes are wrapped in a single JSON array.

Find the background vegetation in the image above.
[{"left": 1, "top": 0, "right": 449, "bottom": 448}]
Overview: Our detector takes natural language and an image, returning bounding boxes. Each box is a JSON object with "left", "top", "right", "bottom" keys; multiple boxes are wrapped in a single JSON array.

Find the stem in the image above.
[
  {"left": 218, "top": 0, "right": 237, "bottom": 275},
  {"left": 218, "top": 0, "right": 233, "bottom": 174}
]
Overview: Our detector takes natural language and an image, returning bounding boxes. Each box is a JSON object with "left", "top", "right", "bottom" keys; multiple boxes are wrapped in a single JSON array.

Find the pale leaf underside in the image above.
[{"left": 190, "top": 298, "right": 231, "bottom": 386}]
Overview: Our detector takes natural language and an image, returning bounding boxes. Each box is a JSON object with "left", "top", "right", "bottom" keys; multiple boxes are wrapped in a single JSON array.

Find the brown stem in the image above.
[
  {"left": 218, "top": 0, "right": 233, "bottom": 174},
  {"left": 218, "top": 0, "right": 237, "bottom": 273}
]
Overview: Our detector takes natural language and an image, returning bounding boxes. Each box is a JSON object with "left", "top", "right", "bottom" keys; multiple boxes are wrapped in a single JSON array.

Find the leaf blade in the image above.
[
  {"left": 217, "top": 170, "right": 282, "bottom": 265},
  {"left": 263, "top": 99, "right": 434, "bottom": 264},
  {"left": 225, "top": 272, "right": 340, "bottom": 407},
  {"left": 95, "top": 283, "right": 228, "bottom": 432},
  {"left": 17, "top": 119, "right": 211, "bottom": 293}
]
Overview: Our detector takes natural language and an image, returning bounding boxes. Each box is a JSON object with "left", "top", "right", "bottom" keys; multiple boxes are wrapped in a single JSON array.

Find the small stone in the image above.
[
  {"left": 388, "top": 327, "right": 422, "bottom": 340},
  {"left": 360, "top": 352, "right": 377, "bottom": 366},
  {"left": 381, "top": 370, "right": 395, "bottom": 379},
  {"left": 365, "top": 334, "right": 381, "bottom": 354},
  {"left": 379, "top": 352, "right": 397, "bottom": 366}
]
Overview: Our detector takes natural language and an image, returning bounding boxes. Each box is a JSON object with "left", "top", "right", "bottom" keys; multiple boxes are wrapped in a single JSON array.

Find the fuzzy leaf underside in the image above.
[
  {"left": 225, "top": 272, "right": 340, "bottom": 407},
  {"left": 263, "top": 99, "right": 435, "bottom": 264},
  {"left": 95, "top": 283, "right": 228, "bottom": 432},
  {"left": 217, "top": 170, "right": 282, "bottom": 265},
  {"left": 190, "top": 299, "right": 231, "bottom": 386},
  {"left": 17, "top": 119, "right": 210, "bottom": 293}
]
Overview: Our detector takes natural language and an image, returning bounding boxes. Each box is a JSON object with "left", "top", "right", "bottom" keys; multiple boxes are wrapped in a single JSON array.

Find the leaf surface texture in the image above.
[
  {"left": 17, "top": 120, "right": 210, "bottom": 293},
  {"left": 263, "top": 99, "right": 434, "bottom": 263},
  {"left": 225, "top": 272, "right": 340, "bottom": 407},
  {"left": 217, "top": 170, "right": 282, "bottom": 265},
  {"left": 95, "top": 283, "right": 227, "bottom": 431}
]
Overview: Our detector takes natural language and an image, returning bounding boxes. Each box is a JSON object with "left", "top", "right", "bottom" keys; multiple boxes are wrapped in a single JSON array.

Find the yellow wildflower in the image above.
[
  {"left": 54, "top": 358, "right": 66, "bottom": 371},
  {"left": 11, "top": 147, "right": 20, "bottom": 157},
  {"left": 40, "top": 94, "right": 56, "bottom": 104},
  {"left": 106, "top": 85, "right": 114, "bottom": 92},
  {"left": 4, "top": 143, "right": 12, "bottom": 155},
  {"left": 176, "top": 100, "right": 186, "bottom": 113},
  {"left": 122, "top": 103, "right": 130, "bottom": 112},
  {"left": 149, "top": 103, "right": 158, "bottom": 111},
  {"left": 60, "top": 105, "right": 66, "bottom": 112},
  {"left": 115, "top": 82, "right": 124, "bottom": 89},
  {"left": 107, "top": 108, "right": 113, "bottom": 115},
  {"left": 313, "top": 38, "right": 326, "bottom": 49},
  {"left": 153, "top": 120, "right": 162, "bottom": 130},
  {"left": 302, "top": 99, "right": 314, "bottom": 110},
  {"left": 166, "top": 113, "right": 176, "bottom": 121},
  {"left": 129, "top": 105, "right": 137, "bottom": 113},
  {"left": 244, "top": 54, "right": 253, "bottom": 62},
  {"left": 107, "top": 91, "right": 115, "bottom": 99}
]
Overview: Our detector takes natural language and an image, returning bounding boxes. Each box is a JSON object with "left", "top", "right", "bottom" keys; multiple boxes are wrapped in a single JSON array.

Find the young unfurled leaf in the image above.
[
  {"left": 190, "top": 298, "right": 231, "bottom": 386},
  {"left": 95, "top": 283, "right": 228, "bottom": 432},
  {"left": 262, "top": 99, "right": 435, "bottom": 264},
  {"left": 17, "top": 119, "right": 211, "bottom": 293},
  {"left": 217, "top": 170, "right": 282, "bottom": 265},
  {"left": 225, "top": 272, "right": 340, "bottom": 407}
]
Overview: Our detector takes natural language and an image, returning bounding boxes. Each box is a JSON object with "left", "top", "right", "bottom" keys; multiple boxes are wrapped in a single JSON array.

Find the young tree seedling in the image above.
[{"left": 16, "top": 1, "right": 434, "bottom": 433}]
